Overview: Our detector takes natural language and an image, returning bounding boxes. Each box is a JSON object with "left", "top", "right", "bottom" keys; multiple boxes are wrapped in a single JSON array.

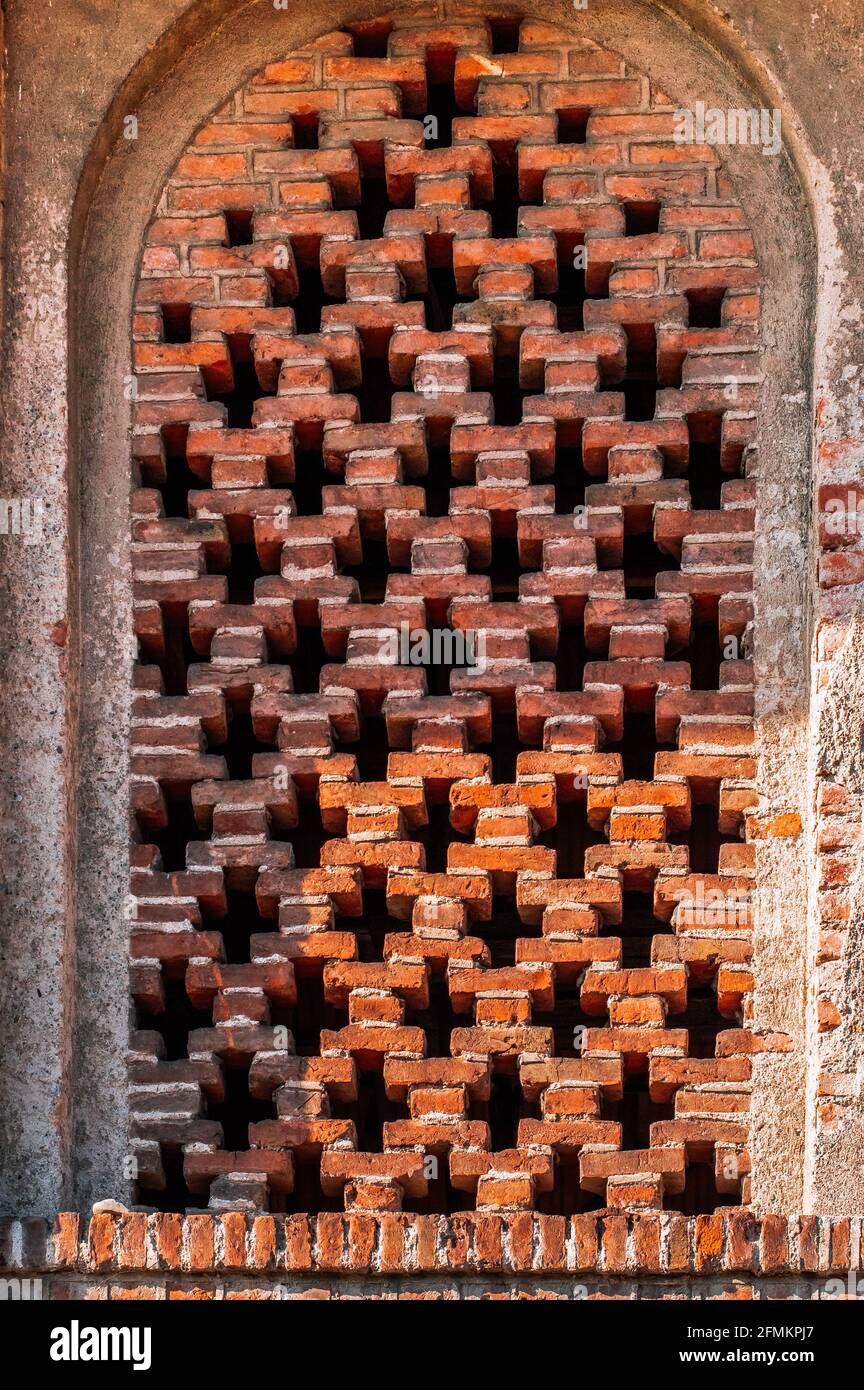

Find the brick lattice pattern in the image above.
[{"left": 129, "top": 11, "right": 766, "bottom": 1221}]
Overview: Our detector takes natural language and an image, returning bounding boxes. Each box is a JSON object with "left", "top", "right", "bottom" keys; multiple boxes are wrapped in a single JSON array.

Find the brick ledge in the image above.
[{"left": 1, "top": 1212, "right": 859, "bottom": 1279}]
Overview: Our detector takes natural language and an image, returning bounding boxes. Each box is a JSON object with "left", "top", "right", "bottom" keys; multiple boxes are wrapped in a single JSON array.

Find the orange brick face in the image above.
[{"left": 129, "top": 10, "right": 765, "bottom": 1223}]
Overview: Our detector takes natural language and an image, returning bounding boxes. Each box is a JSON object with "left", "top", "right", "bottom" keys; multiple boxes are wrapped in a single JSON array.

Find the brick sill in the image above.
[{"left": 2, "top": 1211, "right": 859, "bottom": 1280}]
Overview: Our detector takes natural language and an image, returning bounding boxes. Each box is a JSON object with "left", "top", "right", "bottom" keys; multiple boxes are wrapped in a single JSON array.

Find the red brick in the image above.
[
  {"left": 758, "top": 1216, "right": 790, "bottom": 1274},
  {"left": 185, "top": 1216, "right": 215, "bottom": 1272},
  {"left": 117, "top": 8, "right": 767, "bottom": 1273}
]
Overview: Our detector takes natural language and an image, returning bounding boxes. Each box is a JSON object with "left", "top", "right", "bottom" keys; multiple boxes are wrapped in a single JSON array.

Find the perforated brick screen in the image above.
[{"left": 129, "top": 10, "right": 763, "bottom": 1219}]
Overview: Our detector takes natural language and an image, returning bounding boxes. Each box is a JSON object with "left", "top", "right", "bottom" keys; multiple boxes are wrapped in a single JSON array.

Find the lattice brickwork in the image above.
[{"left": 128, "top": 10, "right": 768, "bottom": 1219}]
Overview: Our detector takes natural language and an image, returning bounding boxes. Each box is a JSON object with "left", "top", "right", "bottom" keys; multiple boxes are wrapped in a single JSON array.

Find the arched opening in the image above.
[
  {"left": 111, "top": 6, "right": 805, "bottom": 1220},
  {"left": 62, "top": 0, "right": 827, "bottom": 1228}
]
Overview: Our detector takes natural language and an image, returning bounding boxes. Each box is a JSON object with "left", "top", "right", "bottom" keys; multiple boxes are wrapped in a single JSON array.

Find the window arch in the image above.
[{"left": 126, "top": 9, "right": 775, "bottom": 1219}]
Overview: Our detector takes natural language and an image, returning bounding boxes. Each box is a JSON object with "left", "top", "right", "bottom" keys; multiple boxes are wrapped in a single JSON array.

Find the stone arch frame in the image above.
[{"left": 1, "top": 0, "right": 837, "bottom": 1223}]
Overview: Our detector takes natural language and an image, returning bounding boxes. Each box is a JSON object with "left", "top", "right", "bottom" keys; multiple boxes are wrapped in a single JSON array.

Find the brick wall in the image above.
[
  {"left": 2, "top": 1210, "right": 860, "bottom": 1297},
  {"left": 126, "top": 8, "right": 772, "bottom": 1231}
]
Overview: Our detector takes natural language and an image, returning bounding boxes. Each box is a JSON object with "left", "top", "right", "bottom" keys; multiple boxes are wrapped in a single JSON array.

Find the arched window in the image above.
[{"left": 127, "top": 11, "right": 771, "bottom": 1220}]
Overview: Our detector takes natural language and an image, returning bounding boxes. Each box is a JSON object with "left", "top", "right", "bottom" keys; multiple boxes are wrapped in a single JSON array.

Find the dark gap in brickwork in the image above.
[
  {"left": 552, "top": 984, "right": 591, "bottom": 1047},
  {"left": 679, "top": 802, "right": 736, "bottom": 875},
  {"left": 489, "top": 156, "right": 520, "bottom": 236},
  {"left": 356, "top": 174, "right": 389, "bottom": 239},
  {"left": 489, "top": 711, "right": 520, "bottom": 783},
  {"left": 491, "top": 353, "right": 526, "bottom": 424},
  {"left": 414, "top": 978, "right": 455, "bottom": 1059},
  {"left": 160, "top": 420, "right": 195, "bottom": 464},
  {"left": 686, "top": 439, "right": 726, "bottom": 510},
  {"left": 553, "top": 446, "right": 588, "bottom": 514},
  {"left": 222, "top": 331, "right": 254, "bottom": 369},
  {"left": 220, "top": 893, "right": 268, "bottom": 965},
  {"left": 207, "top": 1067, "right": 273, "bottom": 1151},
  {"left": 424, "top": 264, "right": 462, "bottom": 334},
  {"left": 555, "top": 623, "right": 587, "bottom": 692},
  {"left": 426, "top": 652, "right": 464, "bottom": 696},
  {"left": 422, "top": 806, "right": 452, "bottom": 867},
  {"left": 212, "top": 359, "right": 265, "bottom": 428},
  {"left": 158, "top": 457, "right": 199, "bottom": 519},
  {"left": 681, "top": 989, "right": 725, "bottom": 1059},
  {"left": 672, "top": 1168, "right": 736, "bottom": 1216},
  {"left": 624, "top": 201, "right": 660, "bottom": 236},
  {"left": 619, "top": 895, "right": 663, "bottom": 968},
  {"left": 355, "top": 1071, "right": 402, "bottom": 1152},
  {"left": 291, "top": 115, "right": 320, "bottom": 149},
  {"left": 683, "top": 621, "right": 723, "bottom": 691},
  {"left": 288, "top": 804, "right": 329, "bottom": 869},
  {"left": 487, "top": 1071, "right": 524, "bottom": 1150},
  {"left": 221, "top": 710, "right": 257, "bottom": 781},
  {"left": 551, "top": 252, "right": 586, "bottom": 331},
  {"left": 292, "top": 263, "right": 329, "bottom": 334},
  {"left": 346, "top": 538, "right": 386, "bottom": 600},
  {"left": 162, "top": 303, "right": 192, "bottom": 342},
  {"left": 410, "top": 1169, "right": 450, "bottom": 1215},
  {"left": 447, "top": 1187, "right": 475, "bottom": 1215},
  {"left": 351, "top": 719, "right": 390, "bottom": 783},
  {"left": 139, "top": 1148, "right": 188, "bottom": 1211},
  {"left": 153, "top": 979, "right": 212, "bottom": 1063},
  {"left": 686, "top": 286, "right": 725, "bottom": 327},
  {"left": 151, "top": 798, "right": 198, "bottom": 873},
  {"left": 355, "top": 353, "right": 395, "bottom": 423},
  {"left": 488, "top": 16, "right": 522, "bottom": 53},
  {"left": 484, "top": 903, "right": 524, "bottom": 960},
  {"left": 619, "top": 1080, "right": 670, "bottom": 1150},
  {"left": 291, "top": 975, "right": 330, "bottom": 1053},
  {"left": 623, "top": 529, "right": 673, "bottom": 598},
  {"left": 623, "top": 325, "right": 658, "bottom": 421},
  {"left": 423, "top": 440, "right": 455, "bottom": 518},
  {"left": 616, "top": 711, "right": 661, "bottom": 782},
  {"left": 225, "top": 209, "right": 254, "bottom": 246},
  {"left": 548, "top": 802, "right": 605, "bottom": 879},
  {"left": 426, "top": 80, "right": 457, "bottom": 148},
  {"left": 558, "top": 108, "right": 590, "bottom": 144},
  {"left": 489, "top": 536, "right": 520, "bottom": 599},
  {"left": 161, "top": 625, "right": 194, "bottom": 697},
  {"left": 225, "top": 540, "right": 258, "bottom": 605},
  {"left": 345, "top": 18, "right": 393, "bottom": 58},
  {"left": 558, "top": 1171, "right": 604, "bottom": 1215},
  {"left": 284, "top": 1164, "right": 342, "bottom": 1215},
  {"left": 289, "top": 624, "right": 327, "bottom": 695},
  {"left": 290, "top": 446, "right": 326, "bottom": 518},
  {"left": 627, "top": 325, "right": 658, "bottom": 374}
]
